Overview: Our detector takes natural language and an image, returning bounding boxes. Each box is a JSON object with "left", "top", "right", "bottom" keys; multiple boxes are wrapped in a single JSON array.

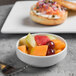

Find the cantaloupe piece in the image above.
[
  {"left": 52, "top": 39, "right": 65, "bottom": 50},
  {"left": 28, "top": 47, "right": 32, "bottom": 54},
  {"left": 30, "top": 45, "right": 48, "bottom": 56},
  {"left": 55, "top": 49, "right": 62, "bottom": 54},
  {"left": 18, "top": 45, "right": 28, "bottom": 54}
]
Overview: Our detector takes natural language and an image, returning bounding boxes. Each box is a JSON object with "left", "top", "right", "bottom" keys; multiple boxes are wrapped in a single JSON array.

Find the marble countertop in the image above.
[{"left": 0, "top": 3, "right": 76, "bottom": 76}]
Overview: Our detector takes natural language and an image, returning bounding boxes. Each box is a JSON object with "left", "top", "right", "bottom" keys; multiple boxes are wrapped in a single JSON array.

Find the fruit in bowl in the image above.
[
  {"left": 18, "top": 33, "right": 65, "bottom": 56},
  {"left": 16, "top": 33, "right": 67, "bottom": 67}
]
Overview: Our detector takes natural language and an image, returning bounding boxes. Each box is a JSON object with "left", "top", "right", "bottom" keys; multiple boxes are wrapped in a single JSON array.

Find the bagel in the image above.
[
  {"left": 53, "top": 0, "right": 76, "bottom": 11},
  {"left": 30, "top": 9, "right": 68, "bottom": 26}
]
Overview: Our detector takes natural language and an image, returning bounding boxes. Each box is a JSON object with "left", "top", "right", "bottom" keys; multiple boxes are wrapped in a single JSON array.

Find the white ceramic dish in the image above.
[
  {"left": 16, "top": 33, "right": 67, "bottom": 67},
  {"left": 1, "top": 1, "right": 76, "bottom": 34}
]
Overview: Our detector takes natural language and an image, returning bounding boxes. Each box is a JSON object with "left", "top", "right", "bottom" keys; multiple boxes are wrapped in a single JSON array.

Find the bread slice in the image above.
[{"left": 30, "top": 9, "right": 68, "bottom": 26}]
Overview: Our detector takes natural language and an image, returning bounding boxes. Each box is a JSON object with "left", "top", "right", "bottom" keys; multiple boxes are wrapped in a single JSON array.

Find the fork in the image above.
[{"left": 0, "top": 62, "right": 28, "bottom": 76}]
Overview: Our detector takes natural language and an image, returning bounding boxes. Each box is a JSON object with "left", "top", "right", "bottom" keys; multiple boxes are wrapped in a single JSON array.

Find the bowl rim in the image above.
[{"left": 16, "top": 33, "right": 67, "bottom": 58}]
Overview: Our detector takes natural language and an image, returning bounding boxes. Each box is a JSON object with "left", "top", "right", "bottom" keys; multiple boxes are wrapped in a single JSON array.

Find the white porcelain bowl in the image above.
[{"left": 16, "top": 33, "right": 67, "bottom": 67}]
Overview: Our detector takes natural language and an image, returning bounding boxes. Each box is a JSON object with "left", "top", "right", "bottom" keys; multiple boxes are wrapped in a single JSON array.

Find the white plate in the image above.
[{"left": 1, "top": 1, "right": 76, "bottom": 34}]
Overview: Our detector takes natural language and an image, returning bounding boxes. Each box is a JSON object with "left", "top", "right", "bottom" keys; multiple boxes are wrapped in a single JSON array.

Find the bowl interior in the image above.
[{"left": 16, "top": 33, "right": 67, "bottom": 58}]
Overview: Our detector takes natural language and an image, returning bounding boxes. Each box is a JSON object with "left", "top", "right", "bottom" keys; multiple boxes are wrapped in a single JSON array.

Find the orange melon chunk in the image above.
[
  {"left": 30, "top": 45, "right": 48, "bottom": 56},
  {"left": 55, "top": 49, "right": 62, "bottom": 54},
  {"left": 18, "top": 45, "right": 28, "bottom": 54},
  {"left": 52, "top": 39, "right": 65, "bottom": 50}
]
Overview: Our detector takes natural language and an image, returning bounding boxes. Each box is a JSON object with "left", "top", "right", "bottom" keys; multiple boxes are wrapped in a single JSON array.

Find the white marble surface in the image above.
[{"left": 0, "top": 2, "right": 76, "bottom": 76}]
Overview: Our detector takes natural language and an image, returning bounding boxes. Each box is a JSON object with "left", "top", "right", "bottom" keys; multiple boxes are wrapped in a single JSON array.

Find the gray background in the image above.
[
  {"left": 0, "top": 0, "right": 32, "bottom": 5},
  {"left": 0, "top": 0, "right": 76, "bottom": 76},
  {"left": 0, "top": 0, "right": 74, "bottom": 5}
]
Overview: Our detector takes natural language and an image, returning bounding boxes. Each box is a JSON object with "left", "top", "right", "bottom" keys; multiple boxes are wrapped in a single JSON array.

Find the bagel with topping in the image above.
[
  {"left": 30, "top": 0, "right": 68, "bottom": 26},
  {"left": 53, "top": 0, "right": 76, "bottom": 11}
]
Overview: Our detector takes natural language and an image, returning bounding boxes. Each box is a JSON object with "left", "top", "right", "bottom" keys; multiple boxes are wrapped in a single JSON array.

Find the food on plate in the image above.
[
  {"left": 30, "top": 0, "right": 68, "bottom": 25},
  {"left": 53, "top": 0, "right": 76, "bottom": 11},
  {"left": 18, "top": 33, "right": 66, "bottom": 56}
]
